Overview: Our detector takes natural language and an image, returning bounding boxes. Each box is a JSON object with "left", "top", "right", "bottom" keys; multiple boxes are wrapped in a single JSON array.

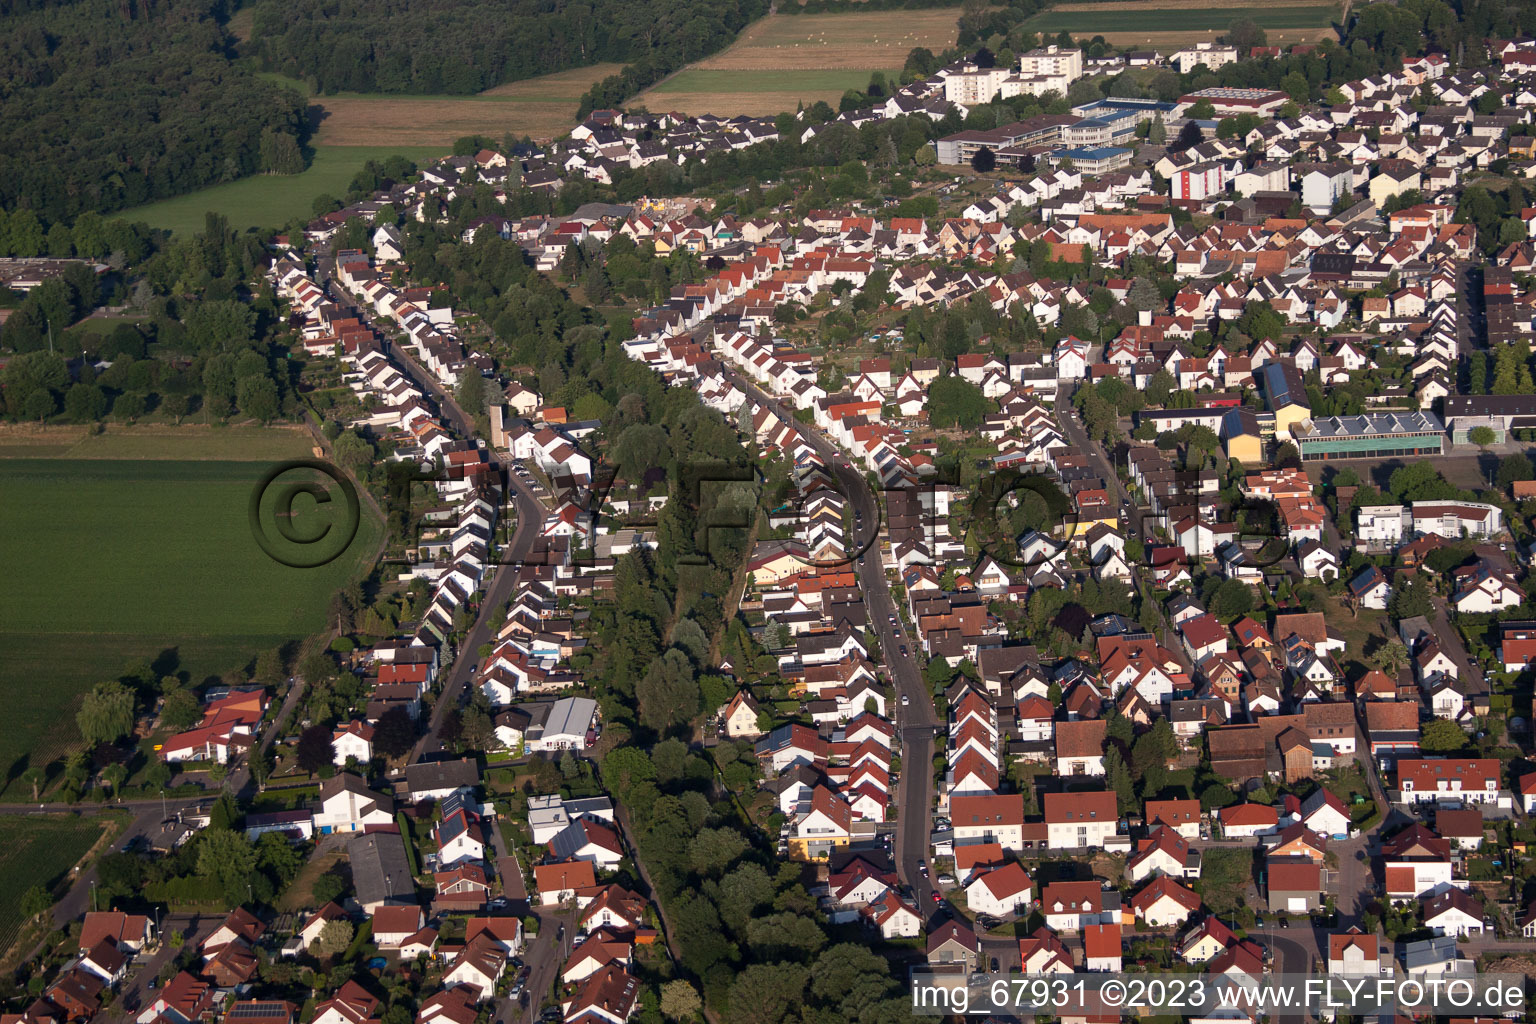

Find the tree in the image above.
[
  {"left": 373, "top": 706, "right": 416, "bottom": 758},
  {"left": 727, "top": 962, "right": 810, "bottom": 1024},
  {"left": 76, "top": 681, "right": 136, "bottom": 746},
  {"left": 160, "top": 688, "right": 202, "bottom": 731},
  {"left": 1105, "top": 747, "right": 1136, "bottom": 813},
  {"left": 249, "top": 747, "right": 272, "bottom": 790},
  {"left": 456, "top": 370, "right": 487, "bottom": 416},
  {"left": 197, "top": 828, "right": 257, "bottom": 907},
  {"left": 236, "top": 376, "right": 280, "bottom": 423},
  {"left": 1370, "top": 638, "right": 1410, "bottom": 679},
  {"left": 1209, "top": 578, "right": 1255, "bottom": 620},
  {"left": 1126, "top": 277, "right": 1162, "bottom": 313},
  {"left": 636, "top": 649, "right": 701, "bottom": 732},
  {"left": 64, "top": 383, "right": 107, "bottom": 422},
  {"left": 1147, "top": 116, "right": 1167, "bottom": 146},
  {"left": 1420, "top": 718, "right": 1470, "bottom": 754},
  {"left": 113, "top": 391, "right": 146, "bottom": 422},
  {"left": 2, "top": 351, "right": 68, "bottom": 418},
  {"left": 160, "top": 392, "right": 191, "bottom": 424},
  {"left": 600, "top": 746, "right": 655, "bottom": 800},
  {"left": 927, "top": 376, "right": 987, "bottom": 429},
  {"left": 19, "top": 885, "right": 52, "bottom": 922},
  {"left": 100, "top": 762, "right": 127, "bottom": 799},
  {"left": 296, "top": 724, "right": 335, "bottom": 774},
  {"left": 1468, "top": 425, "right": 1496, "bottom": 450},
  {"left": 259, "top": 128, "right": 305, "bottom": 174},
  {"left": 660, "top": 980, "right": 702, "bottom": 1021},
  {"left": 1144, "top": 369, "right": 1176, "bottom": 407},
  {"left": 914, "top": 143, "right": 936, "bottom": 166},
  {"left": 460, "top": 705, "right": 494, "bottom": 752},
  {"left": 300, "top": 651, "right": 337, "bottom": 684},
  {"left": 689, "top": 827, "right": 748, "bottom": 877},
  {"left": 1389, "top": 577, "right": 1433, "bottom": 619},
  {"left": 1497, "top": 453, "right": 1534, "bottom": 491},
  {"left": 312, "top": 918, "right": 354, "bottom": 958},
  {"left": 312, "top": 872, "right": 347, "bottom": 906},
  {"left": 971, "top": 147, "right": 996, "bottom": 173},
  {"left": 1227, "top": 18, "right": 1267, "bottom": 51},
  {"left": 248, "top": 648, "right": 282, "bottom": 687}
]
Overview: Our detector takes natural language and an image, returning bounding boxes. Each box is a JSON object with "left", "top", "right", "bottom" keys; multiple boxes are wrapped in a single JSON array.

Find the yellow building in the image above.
[
  {"left": 1260, "top": 362, "right": 1311, "bottom": 441},
  {"left": 1221, "top": 408, "right": 1265, "bottom": 465},
  {"left": 746, "top": 540, "right": 810, "bottom": 585},
  {"left": 788, "top": 786, "right": 853, "bottom": 861}
]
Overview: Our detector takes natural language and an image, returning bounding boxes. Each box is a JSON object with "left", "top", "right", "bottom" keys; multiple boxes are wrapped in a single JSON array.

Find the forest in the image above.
[
  {"left": 247, "top": 0, "right": 769, "bottom": 95},
  {"left": 0, "top": 213, "right": 307, "bottom": 428},
  {"left": 0, "top": 0, "right": 309, "bottom": 224}
]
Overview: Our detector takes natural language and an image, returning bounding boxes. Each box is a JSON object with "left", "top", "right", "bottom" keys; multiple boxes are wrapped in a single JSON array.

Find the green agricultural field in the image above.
[
  {"left": 1025, "top": 4, "right": 1336, "bottom": 35},
  {"left": 0, "top": 449, "right": 381, "bottom": 796},
  {"left": 117, "top": 144, "right": 445, "bottom": 237},
  {"left": 0, "top": 814, "right": 121, "bottom": 955}
]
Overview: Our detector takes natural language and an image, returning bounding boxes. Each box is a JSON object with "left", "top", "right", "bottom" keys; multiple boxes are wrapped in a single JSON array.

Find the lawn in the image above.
[
  {"left": 117, "top": 145, "right": 446, "bottom": 237},
  {"left": 0, "top": 814, "right": 122, "bottom": 955},
  {"left": 0, "top": 447, "right": 381, "bottom": 796},
  {"left": 255, "top": 64, "right": 624, "bottom": 148},
  {"left": 65, "top": 316, "right": 151, "bottom": 339},
  {"left": 1321, "top": 600, "right": 1391, "bottom": 673}
]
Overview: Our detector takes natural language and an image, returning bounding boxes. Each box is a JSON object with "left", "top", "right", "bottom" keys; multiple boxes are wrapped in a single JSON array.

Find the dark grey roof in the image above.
[
  {"left": 347, "top": 832, "right": 415, "bottom": 908},
  {"left": 406, "top": 757, "right": 479, "bottom": 796}
]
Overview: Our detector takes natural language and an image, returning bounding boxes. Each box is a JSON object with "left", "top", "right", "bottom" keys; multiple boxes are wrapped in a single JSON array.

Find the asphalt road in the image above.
[
  {"left": 414, "top": 471, "right": 548, "bottom": 761},
  {"left": 508, "top": 906, "right": 575, "bottom": 1024},
  {"left": 315, "top": 261, "right": 551, "bottom": 761},
  {"left": 1055, "top": 391, "right": 1191, "bottom": 674},
  {"left": 715, "top": 366, "right": 941, "bottom": 913},
  {"left": 105, "top": 913, "right": 217, "bottom": 1022}
]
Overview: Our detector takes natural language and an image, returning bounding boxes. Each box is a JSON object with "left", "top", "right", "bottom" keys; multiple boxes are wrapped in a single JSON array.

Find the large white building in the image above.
[
  {"left": 1019, "top": 45, "right": 1083, "bottom": 83},
  {"left": 1171, "top": 44, "right": 1238, "bottom": 74},
  {"left": 1356, "top": 505, "right": 1407, "bottom": 544},
  {"left": 1171, "top": 162, "right": 1227, "bottom": 203},
  {"left": 1412, "top": 501, "right": 1503, "bottom": 539}
]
